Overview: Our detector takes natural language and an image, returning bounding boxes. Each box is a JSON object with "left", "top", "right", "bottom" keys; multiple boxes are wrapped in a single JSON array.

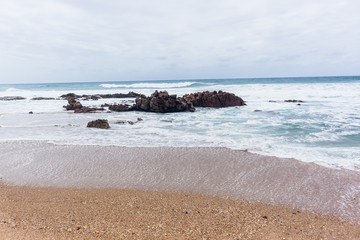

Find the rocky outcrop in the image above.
[
  {"left": 63, "top": 97, "right": 104, "bottom": 113},
  {"left": 182, "top": 91, "right": 245, "bottom": 108},
  {"left": 0, "top": 96, "right": 26, "bottom": 101},
  {"left": 99, "top": 92, "right": 145, "bottom": 99},
  {"left": 87, "top": 119, "right": 110, "bottom": 129},
  {"left": 108, "top": 104, "right": 135, "bottom": 112},
  {"left": 74, "top": 106, "right": 105, "bottom": 113},
  {"left": 60, "top": 92, "right": 144, "bottom": 100},
  {"left": 284, "top": 99, "right": 304, "bottom": 103},
  {"left": 31, "top": 97, "right": 56, "bottom": 100},
  {"left": 135, "top": 91, "right": 195, "bottom": 113},
  {"left": 63, "top": 97, "right": 83, "bottom": 110}
]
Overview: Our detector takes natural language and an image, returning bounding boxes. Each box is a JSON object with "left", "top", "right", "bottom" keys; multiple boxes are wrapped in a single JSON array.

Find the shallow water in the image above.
[{"left": 0, "top": 141, "right": 359, "bottom": 223}]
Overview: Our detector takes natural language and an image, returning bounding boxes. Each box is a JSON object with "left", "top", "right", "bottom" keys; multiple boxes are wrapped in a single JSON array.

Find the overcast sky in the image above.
[{"left": 0, "top": 0, "right": 359, "bottom": 84}]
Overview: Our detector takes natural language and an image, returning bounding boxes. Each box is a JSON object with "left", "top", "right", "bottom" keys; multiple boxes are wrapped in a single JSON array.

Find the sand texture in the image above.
[{"left": 1, "top": 183, "right": 360, "bottom": 240}]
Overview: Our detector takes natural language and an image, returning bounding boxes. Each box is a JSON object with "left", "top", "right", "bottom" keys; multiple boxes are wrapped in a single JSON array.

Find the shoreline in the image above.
[
  {"left": 0, "top": 140, "right": 360, "bottom": 238},
  {"left": 1, "top": 183, "right": 359, "bottom": 239},
  {"left": 1, "top": 141, "right": 359, "bottom": 222}
]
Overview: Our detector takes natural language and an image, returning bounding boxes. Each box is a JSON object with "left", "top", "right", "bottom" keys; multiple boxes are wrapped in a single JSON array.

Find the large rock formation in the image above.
[
  {"left": 135, "top": 91, "right": 195, "bottom": 113},
  {"left": 182, "top": 91, "right": 245, "bottom": 108},
  {"left": 87, "top": 119, "right": 110, "bottom": 129}
]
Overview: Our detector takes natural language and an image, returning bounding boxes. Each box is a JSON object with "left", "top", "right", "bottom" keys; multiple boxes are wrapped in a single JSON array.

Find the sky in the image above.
[{"left": 0, "top": 0, "right": 359, "bottom": 84}]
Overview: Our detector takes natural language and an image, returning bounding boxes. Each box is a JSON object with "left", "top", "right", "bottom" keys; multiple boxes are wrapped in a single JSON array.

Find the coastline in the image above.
[{"left": 0, "top": 140, "right": 359, "bottom": 238}]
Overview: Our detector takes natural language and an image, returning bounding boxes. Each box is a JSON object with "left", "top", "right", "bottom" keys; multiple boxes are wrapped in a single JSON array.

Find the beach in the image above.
[
  {"left": 0, "top": 141, "right": 359, "bottom": 239},
  {"left": 1, "top": 183, "right": 360, "bottom": 239}
]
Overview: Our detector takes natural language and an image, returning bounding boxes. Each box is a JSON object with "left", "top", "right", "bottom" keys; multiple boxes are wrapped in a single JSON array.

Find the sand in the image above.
[
  {"left": 0, "top": 141, "right": 360, "bottom": 239},
  {"left": 1, "top": 183, "right": 360, "bottom": 240}
]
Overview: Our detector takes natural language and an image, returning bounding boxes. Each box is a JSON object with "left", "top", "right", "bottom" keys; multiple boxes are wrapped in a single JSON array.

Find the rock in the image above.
[
  {"left": 87, "top": 119, "right": 110, "bottom": 129},
  {"left": 29, "top": 111, "right": 33, "bottom": 114},
  {"left": 284, "top": 99, "right": 304, "bottom": 103},
  {"left": 182, "top": 91, "right": 245, "bottom": 108},
  {"left": 127, "top": 121, "right": 135, "bottom": 125},
  {"left": 63, "top": 97, "right": 83, "bottom": 110},
  {"left": 108, "top": 104, "right": 135, "bottom": 112},
  {"left": 99, "top": 92, "right": 145, "bottom": 99},
  {"left": 0, "top": 96, "right": 26, "bottom": 101},
  {"left": 60, "top": 92, "right": 145, "bottom": 100},
  {"left": 137, "top": 118, "right": 143, "bottom": 121},
  {"left": 269, "top": 100, "right": 277, "bottom": 103},
  {"left": 74, "top": 107, "right": 105, "bottom": 113},
  {"left": 60, "top": 93, "right": 81, "bottom": 99},
  {"left": 135, "top": 91, "right": 195, "bottom": 113},
  {"left": 115, "top": 120, "right": 126, "bottom": 124},
  {"left": 31, "top": 97, "right": 56, "bottom": 100},
  {"left": 64, "top": 97, "right": 104, "bottom": 113}
]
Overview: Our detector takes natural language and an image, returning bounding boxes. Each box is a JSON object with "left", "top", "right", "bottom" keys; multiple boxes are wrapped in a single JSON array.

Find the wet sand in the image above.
[{"left": 0, "top": 141, "right": 359, "bottom": 238}]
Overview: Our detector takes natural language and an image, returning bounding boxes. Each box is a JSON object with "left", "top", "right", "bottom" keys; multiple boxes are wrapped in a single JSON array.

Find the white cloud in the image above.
[{"left": 0, "top": 0, "right": 359, "bottom": 83}]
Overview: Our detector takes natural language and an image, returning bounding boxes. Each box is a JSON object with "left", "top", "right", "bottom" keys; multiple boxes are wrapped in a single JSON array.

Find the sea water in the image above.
[{"left": 0, "top": 76, "right": 359, "bottom": 171}]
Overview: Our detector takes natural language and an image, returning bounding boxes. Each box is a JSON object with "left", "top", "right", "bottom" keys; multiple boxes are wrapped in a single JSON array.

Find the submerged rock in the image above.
[
  {"left": 74, "top": 106, "right": 104, "bottom": 113},
  {"left": 182, "top": 91, "right": 245, "bottom": 108},
  {"left": 60, "top": 92, "right": 144, "bottom": 100},
  {"left": 31, "top": 97, "right": 56, "bottom": 100},
  {"left": 108, "top": 104, "right": 135, "bottom": 112},
  {"left": 284, "top": 99, "right": 304, "bottom": 103},
  {"left": 0, "top": 96, "right": 26, "bottom": 101},
  {"left": 87, "top": 119, "right": 110, "bottom": 129}
]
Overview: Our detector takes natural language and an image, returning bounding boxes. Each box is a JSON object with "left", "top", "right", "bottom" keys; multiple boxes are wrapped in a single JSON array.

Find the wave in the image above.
[{"left": 100, "top": 81, "right": 198, "bottom": 89}]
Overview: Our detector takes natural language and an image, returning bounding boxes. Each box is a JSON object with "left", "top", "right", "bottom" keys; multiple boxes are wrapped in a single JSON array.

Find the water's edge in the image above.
[{"left": 1, "top": 140, "right": 359, "bottom": 223}]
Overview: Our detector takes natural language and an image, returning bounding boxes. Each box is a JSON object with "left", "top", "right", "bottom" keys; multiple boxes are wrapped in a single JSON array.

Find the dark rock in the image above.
[
  {"left": 115, "top": 120, "right": 126, "bottom": 124},
  {"left": 254, "top": 110, "right": 262, "bottom": 112},
  {"left": 135, "top": 90, "right": 195, "bottom": 113},
  {"left": 60, "top": 92, "right": 144, "bottom": 100},
  {"left": 63, "top": 97, "right": 83, "bottom": 110},
  {"left": 284, "top": 99, "right": 304, "bottom": 103},
  {"left": 182, "top": 91, "right": 245, "bottom": 108},
  {"left": 29, "top": 111, "right": 33, "bottom": 114},
  {"left": 127, "top": 121, "right": 135, "bottom": 125},
  {"left": 269, "top": 100, "right": 277, "bottom": 103},
  {"left": 64, "top": 97, "right": 104, "bottom": 113},
  {"left": 99, "top": 92, "right": 145, "bottom": 99},
  {"left": 74, "top": 106, "right": 105, "bottom": 113},
  {"left": 31, "top": 97, "right": 56, "bottom": 100},
  {"left": 108, "top": 104, "right": 135, "bottom": 112},
  {"left": 87, "top": 119, "right": 110, "bottom": 129},
  {"left": 0, "top": 96, "right": 26, "bottom": 101},
  {"left": 60, "top": 93, "right": 81, "bottom": 99},
  {"left": 137, "top": 118, "right": 143, "bottom": 121}
]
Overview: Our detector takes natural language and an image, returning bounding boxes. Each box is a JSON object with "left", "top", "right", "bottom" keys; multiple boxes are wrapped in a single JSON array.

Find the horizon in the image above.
[
  {"left": 1, "top": 1, "right": 359, "bottom": 84},
  {"left": 0, "top": 74, "right": 359, "bottom": 86}
]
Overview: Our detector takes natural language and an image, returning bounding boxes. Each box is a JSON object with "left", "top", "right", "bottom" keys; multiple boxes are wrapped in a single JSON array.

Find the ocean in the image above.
[{"left": 1, "top": 76, "right": 360, "bottom": 171}]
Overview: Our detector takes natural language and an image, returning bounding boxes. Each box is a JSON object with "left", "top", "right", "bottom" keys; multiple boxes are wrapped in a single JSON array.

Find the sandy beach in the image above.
[
  {"left": 0, "top": 141, "right": 359, "bottom": 239},
  {"left": 0, "top": 183, "right": 359, "bottom": 240}
]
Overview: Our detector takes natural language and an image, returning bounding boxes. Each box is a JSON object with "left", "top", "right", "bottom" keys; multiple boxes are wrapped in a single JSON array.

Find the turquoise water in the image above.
[{"left": 0, "top": 76, "right": 360, "bottom": 171}]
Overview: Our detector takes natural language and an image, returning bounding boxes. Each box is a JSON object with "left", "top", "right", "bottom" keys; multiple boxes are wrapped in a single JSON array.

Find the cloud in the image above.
[{"left": 0, "top": 0, "right": 359, "bottom": 83}]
